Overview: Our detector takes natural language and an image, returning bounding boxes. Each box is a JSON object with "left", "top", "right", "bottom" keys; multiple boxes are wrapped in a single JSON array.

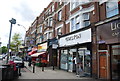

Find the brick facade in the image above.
[{"left": 25, "top": 1, "right": 120, "bottom": 80}]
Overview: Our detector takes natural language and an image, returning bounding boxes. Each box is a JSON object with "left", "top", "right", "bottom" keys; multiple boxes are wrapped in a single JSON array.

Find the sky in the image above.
[{"left": 0, "top": 0, "right": 52, "bottom": 47}]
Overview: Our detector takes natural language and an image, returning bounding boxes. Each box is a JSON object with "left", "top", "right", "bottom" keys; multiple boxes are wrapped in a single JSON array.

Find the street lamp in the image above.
[
  {"left": 17, "top": 24, "right": 27, "bottom": 59},
  {"left": 6, "top": 18, "right": 16, "bottom": 64}
]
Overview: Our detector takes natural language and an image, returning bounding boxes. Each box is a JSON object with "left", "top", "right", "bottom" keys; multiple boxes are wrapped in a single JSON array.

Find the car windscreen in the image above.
[{"left": 14, "top": 58, "right": 22, "bottom": 61}]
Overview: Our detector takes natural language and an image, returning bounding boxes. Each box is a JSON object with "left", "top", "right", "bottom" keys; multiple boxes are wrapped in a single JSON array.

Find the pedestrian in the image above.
[
  {"left": 73, "top": 56, "right": 79, "bottom": 77},
  {"left": 28, "top": 55, "right": 32, "bottom": 66}
]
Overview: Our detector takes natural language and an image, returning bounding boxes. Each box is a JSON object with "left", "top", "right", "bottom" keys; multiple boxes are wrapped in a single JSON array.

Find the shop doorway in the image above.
[
  {"left": 78, "top": 48, "right": 91, "bottom": 76},
  {"left": 68, "top": 49, "right": 77, "bottom": 72},
  {"left": 99, "top": 50, "right": 107, "bottom": 79}
]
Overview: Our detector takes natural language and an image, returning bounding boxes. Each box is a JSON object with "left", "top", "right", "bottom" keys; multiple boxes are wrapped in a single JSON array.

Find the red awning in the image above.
[
  {"left": 28, "top": 51, "right": 36, "bottom": 55},
  {"left": 31, "top": 52, "right": 46, "bottom": 57}
]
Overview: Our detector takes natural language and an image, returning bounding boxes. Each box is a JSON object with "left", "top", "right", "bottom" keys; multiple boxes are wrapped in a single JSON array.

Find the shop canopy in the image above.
[
  {"left": 28, "top": 51, "right": 36, "bottom": 55},
  {"left": 31, "top": 52, "right": 46, "bottom": 57}
]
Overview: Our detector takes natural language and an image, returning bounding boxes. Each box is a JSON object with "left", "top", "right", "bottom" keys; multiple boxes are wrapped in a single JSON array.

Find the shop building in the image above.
[
  {"left": 93, "top": 16, "right": 120, "bottom": 81},
  {"left": 92, "top": 0, "right": 120, "bottom": 81},
  {"left": 59, "top": 28, "right": 92, "bottom": 76}
]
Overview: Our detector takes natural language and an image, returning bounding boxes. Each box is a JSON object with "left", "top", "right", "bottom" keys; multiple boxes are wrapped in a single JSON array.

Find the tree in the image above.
[
  {"left": 10, "top": 33, "right": 22, "bottom": 53},
  {"left": 1, "top": 46, "right": 8, "bottom": 54}
]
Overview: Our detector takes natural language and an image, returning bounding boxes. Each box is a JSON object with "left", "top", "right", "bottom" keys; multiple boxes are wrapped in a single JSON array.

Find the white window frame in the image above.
[
  {"left": 52, "top": 5, "right": 54, "bottom": 12},
  {"left": 106, "top": 1, "right": 119, "bottom": 18},
  {"left": 71, "top": 18, "right": 76, "bottom": 31},
  {"left": 59, "top": 0, "right": 62, "bottom": 5},
  {"left": 82, "top": 13, "right": 90, "bottom": 27},
  {"left": 39, "top": 26, "right": 42, "bottom": 33},
  {"left": 58, "top": 10, "right": 62, "bottom": 21},
  {"left": 75, "top": 15, "right": 80, "bottom": 24},
  {"left": 57, "top": 28, "right": 62, "bottom": 35},
  {"left": 83, "top": 13, "right": 90, "bottom": 20},
  {"left": 49, "top": 32, "right": 52, "bottom": 39},
  {"left": 49, "top": 17, "right": 53, "bottom": 26}
]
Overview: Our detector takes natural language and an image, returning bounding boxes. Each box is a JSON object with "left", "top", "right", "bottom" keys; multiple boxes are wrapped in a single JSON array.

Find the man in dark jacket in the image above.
[{"left": 28, "top": 55, "right": 32, "bottom": 66}]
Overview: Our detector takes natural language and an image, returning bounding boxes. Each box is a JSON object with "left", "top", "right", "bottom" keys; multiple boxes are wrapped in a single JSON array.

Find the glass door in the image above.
[
  {"left": 60, "top": 50, "right": 68, "bottom": 70},
  {"left": 78, "top": 48, "right": 91, "bottom": 76},
  {"left": 68, "top": 53, "right": 73, "bottom": 72},
  {"left": 68, "top": 49, "right": 77, "bottom": 72}
]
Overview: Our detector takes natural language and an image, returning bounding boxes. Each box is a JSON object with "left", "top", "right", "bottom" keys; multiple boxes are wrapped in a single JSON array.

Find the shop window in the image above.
[
  {"left": 111, "top": 45, "right": 120, "bottom": 80},
  {"left": 60, "top": 50, "right": 68, "bottom": 70},
  {"left": 106, "top": 1, "right": 119, "bottom": 18}
]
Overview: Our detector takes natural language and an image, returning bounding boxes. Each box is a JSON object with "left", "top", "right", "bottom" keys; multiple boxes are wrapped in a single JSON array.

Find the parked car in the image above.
[
  {"left": 0, "top": 55, "right": 3, "bottom": 60},
  {"left": 13, "top": 57, "right": 24, "bottom": 68}
]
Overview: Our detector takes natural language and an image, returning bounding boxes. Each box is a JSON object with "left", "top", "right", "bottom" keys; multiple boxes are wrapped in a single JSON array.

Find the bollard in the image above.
[
  {"left": 33, "top": 62, "right": 35, "bottom": 73},
  {"left": 53, "top": 65, "right": 54, "bottom": 70},
  {"left": 18, "top": 66, "right": 21, "bottom": 76},
  {"left": 42, "top": 63, "right": 44, "bottom": 71}
]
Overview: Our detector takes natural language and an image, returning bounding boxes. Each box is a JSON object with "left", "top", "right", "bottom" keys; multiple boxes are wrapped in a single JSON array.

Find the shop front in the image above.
[
  {"left": 96, "top": 18, "right": 120, "bottom": 80},
  {"left": 48, "top": 38, "right": 58, "bottom": 67},
  {"left": 59, "top": 28, "right": 92, "bottom": 76}
]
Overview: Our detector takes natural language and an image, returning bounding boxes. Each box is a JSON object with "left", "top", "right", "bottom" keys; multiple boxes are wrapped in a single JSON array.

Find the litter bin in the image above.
[{"left": 2, "top": 64, "right": 14, "bottom": 80}]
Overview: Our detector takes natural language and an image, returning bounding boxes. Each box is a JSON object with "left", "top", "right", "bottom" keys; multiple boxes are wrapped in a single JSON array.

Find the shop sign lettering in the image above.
[
  {"left": 111, "top": 22, "right": 120, "bottom": 37},
  {"left": 65, "top": 34, "right": 81, "bottom": 41}
]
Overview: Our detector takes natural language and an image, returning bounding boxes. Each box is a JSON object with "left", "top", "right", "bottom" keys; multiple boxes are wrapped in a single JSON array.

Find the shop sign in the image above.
[
  {"left": 38, "top": 42, "right": 47, "bottom": 52},
  {"left": 111, "top": 22, "right": 120, "bottom": 37},
  {"left": 97, "top": 19, "right": 120, "bottom": 44},
  {"left": 59, "top": 28, "right": 91, "bottom": 47}
]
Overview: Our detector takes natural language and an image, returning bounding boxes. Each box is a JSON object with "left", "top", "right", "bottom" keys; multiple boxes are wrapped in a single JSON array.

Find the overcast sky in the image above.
[{"left": 0, "top": 0, "right": 52, "bottom": 47}]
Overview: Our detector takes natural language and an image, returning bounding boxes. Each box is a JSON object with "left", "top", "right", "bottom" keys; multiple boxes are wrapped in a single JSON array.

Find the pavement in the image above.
[
  {"left": 17, "top": 62, "right": 108, "bottom": 81},
  {"left": 19, "top": 61, "right": 90, "bottom": 79}
]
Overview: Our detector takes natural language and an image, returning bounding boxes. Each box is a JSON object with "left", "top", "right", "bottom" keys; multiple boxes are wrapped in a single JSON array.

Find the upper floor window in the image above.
[
  {"left": 58, "top": 10, "right": 62, "bottom": 21},
  {"left": 71, "top": 1, "right": 84, "bottom": 10},
  {"left": 71, "top": 15, "right": 80, "bottom": 31},
  {"left": 57, "top": 28, "right": 62, "bottom": 35},
  {"left": 39, "top": 26, "right": 42, "bottom": 33},
  {"left": 44, "top": 33, "right": 48, "bottom": 40},
  {"left": 71, "top": 2, "right": 77, "bottom": 10},
  {"left": 46, "top": 19, "right": 49, "bottom": 26},
  {"left": 106, "top": 1, "right": 119, "bottom": 18},
  {"left": 49, "top": 32, "right": 52, "bottom": 39},
  {"left": 82, "top": 13, "right": 90, "bottom": 27},
  {"left": 39, "top": 37, "right": 42, "bottom": 43},
  {"left": 75, "top": 16, "right": 80, "bottom": 30},
  {"left": 59, "top": 0, "right": 62, "bottom": 5},
  {"left": 49, "top": 17, "right": 53, "bottom": 26},
  {"left": 52, "top": 5, "right": 54, "bottom": 12},
  {"left": 71, "top": 18, "right": 76, "bottom": 31}
]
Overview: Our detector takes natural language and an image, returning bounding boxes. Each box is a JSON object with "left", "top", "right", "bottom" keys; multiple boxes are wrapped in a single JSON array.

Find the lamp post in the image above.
[
  {"left": 17, "top": 24, "right": 27, "bottom": 59},
  {"left": 6, "top": 18, "right": 16, "bottom": 64}
]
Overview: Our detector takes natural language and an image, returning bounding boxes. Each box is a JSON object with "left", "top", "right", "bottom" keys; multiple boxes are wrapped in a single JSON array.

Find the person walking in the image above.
[
  {"left": 28, "top": 55, "right": 32, "bottom": 66},
  {"left": 73, "top": 56, "right": 79, "bottom": 77}
]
